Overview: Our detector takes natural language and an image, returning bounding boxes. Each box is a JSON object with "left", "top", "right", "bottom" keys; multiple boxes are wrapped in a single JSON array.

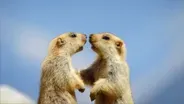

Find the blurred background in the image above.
[{"left": 0, "top": 0, "right": 184, "bottom": 104}]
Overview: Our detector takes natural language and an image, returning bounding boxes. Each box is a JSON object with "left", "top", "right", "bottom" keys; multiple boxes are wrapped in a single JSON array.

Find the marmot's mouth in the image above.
[
  {"left": 77, "top": 46, "right": 83, "bottom": 52},
  {"left": 89, "top": 38, "right": 98, "bottom": 50},
  {"left": 84, "top": 40, "right": 87, "bottom": 44},
  {"left": 91, "top": 45, "right": 97, "bottom": 50},
  {"left": 79, "top": 46, "right": 83, "bottom": 50}
]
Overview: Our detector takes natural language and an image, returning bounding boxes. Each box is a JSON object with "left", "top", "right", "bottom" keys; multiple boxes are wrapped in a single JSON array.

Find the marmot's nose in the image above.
[
  {"left": 84, "top": 34, "right": 87, "bottom": 38},
  {"left": 89, "top": 34, "right": 94, "bottom": 39}
]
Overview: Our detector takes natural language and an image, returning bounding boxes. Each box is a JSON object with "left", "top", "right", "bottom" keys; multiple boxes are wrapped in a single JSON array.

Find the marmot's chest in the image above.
[
  {"left": 93, "top": 60, "right": 126, "bottom": 81},
  {"left": 94, "top": 62, "right": 109, "bottom": 81}
]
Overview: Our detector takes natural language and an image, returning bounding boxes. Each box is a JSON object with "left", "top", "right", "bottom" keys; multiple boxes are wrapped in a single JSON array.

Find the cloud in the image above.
[
  {"left": 0, "top": 84, "right": 35, "bottom": 104},
  {"left": 15, "top": 27, "right": 50, "bottom": 61},
  {"left": 0, "top": 17, "right": 52, "bottom": 62}
]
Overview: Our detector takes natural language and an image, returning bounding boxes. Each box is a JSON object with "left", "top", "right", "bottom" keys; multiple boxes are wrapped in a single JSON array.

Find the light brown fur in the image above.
[
  {"left": 38, "top": 32, "right": 87, "bottom": 104},
  {"left": 80, "top": 33, "right": 134, "bottom": 104}
]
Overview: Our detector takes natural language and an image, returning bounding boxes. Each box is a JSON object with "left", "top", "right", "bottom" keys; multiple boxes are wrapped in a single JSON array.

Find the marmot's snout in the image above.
[
  {"left": 82, "top": 34, "right": 87, "bottom": 44},
  {"left": 89, "top": 34, "right": 97, "bottom": 44},
  {"left": 89, "top": 34, "right": 99, "bottom": 51}
]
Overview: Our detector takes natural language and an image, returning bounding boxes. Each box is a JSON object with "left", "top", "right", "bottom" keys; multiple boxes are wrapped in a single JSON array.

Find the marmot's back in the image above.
[{"left": 38, "top": 90, "right": 76, "bottom": 104}]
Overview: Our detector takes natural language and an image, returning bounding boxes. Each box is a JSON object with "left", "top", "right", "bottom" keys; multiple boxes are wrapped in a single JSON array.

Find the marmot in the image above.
[
  {"left": 38, "top": 32, "right": 87, "bottom": 104},
  {"left": 80, "top": 33, "right": 134, "bottom": 104}
]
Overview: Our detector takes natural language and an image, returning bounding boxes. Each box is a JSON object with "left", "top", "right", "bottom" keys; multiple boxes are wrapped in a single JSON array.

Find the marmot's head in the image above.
[
  {"left": 89, "top": 32, "right": 126, "bottom": 60},
  {"left": 48, "top": 32, "right": 87, "bottom": 56}
]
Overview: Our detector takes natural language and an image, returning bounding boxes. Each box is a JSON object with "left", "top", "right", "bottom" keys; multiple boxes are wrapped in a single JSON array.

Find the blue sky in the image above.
[{"left": 0, "top": 0, "right": 184, "bottom": 103}]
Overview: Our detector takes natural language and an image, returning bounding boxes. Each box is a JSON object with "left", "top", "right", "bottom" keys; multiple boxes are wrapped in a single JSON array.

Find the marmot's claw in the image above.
[
  {"left": 90, "top": 93, "right": 95, "bottom": 101},
  {"left": 78, "top": 88, "right": 85, "bottom": 93}
]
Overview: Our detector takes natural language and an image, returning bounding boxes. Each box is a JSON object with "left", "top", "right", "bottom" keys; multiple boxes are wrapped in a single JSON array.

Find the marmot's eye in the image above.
[
  {"left": 102, "top": 36, "right": 110, "bottom": 40},
  {"left": 70, "top": 33, "right": 77, "bottom": 38}
]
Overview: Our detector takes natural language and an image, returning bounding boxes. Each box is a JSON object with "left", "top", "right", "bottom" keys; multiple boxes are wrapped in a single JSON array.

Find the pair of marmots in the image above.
[{"left": 38, "top": 32, "right": 134, "bottom": 104}]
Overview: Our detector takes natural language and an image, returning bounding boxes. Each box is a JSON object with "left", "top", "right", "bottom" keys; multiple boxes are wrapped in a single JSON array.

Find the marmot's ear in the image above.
[
  {"left": 116, "top": 41, "right": 123, "bottom": 48},
  {"left": 56, "top": 38, "right": 65, "bottom": 47},
  {"left": 116, "top": 41, "right": 124, "bottom": 57}
]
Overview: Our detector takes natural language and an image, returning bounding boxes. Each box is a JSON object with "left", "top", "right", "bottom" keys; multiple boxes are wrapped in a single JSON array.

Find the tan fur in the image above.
[
  {"left": 80, "top": 32, "right": 134, "bottom": 104},
  {"left": 38, "top": 32, "right": 86, "bottom": 104}
]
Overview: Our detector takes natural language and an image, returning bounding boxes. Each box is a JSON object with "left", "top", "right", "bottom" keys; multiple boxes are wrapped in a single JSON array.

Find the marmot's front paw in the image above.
[
  {"left": 78, "top": 88, "right": 85, "bottom": 93},
  {"left": 90, "top": 92, "right": 96, "bottom": 101}
]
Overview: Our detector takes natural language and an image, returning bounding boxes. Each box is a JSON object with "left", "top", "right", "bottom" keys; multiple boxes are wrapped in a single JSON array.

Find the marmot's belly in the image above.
[{"left": 94, "top": 69, "right": 108, "bottom": 81}]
